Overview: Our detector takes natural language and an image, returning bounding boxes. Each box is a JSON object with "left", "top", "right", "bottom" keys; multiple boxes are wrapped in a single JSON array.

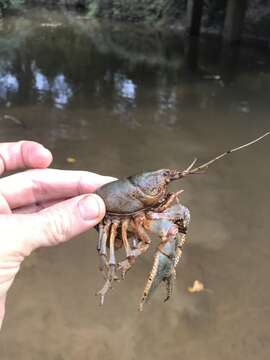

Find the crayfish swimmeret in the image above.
[{"left": 94, "top": 131, "right": 270, "bottom": 310}]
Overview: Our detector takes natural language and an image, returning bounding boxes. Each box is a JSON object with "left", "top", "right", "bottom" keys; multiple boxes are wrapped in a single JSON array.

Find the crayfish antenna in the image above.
[
  {"left": 177, "top": 130, "right": 270, "bottom": 179},
  {"left": 184, "top": 158, "right": 197, "bottom": 173}
]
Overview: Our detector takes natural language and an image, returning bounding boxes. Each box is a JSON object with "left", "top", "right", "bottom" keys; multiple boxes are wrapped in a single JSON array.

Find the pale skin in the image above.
[{"left": 0, "top": 140, "right": 114, "bottom": 330}]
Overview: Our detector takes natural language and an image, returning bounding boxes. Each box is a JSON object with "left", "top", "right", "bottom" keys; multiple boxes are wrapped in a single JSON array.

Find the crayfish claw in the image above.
[
  {"left": 163, "top": 271, "right": 175, "bottom": 302},
  {"left": 139, "top": 254, "right": 160, "bottom": 309},
  {"left": 139, "top": 228, "right": 179, "bottom": 308}
]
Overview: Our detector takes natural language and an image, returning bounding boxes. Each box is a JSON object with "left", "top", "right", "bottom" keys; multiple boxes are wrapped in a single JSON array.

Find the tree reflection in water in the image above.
[{"left": 0, "top": 8, "right": 269, "bottom": 126}]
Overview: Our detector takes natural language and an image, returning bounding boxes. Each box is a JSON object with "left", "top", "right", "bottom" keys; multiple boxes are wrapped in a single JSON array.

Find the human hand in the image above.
[{"left": 0, "top": 141, "right": 112, "bottom": 329}]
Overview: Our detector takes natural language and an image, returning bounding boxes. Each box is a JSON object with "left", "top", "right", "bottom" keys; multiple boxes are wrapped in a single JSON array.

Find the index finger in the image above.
[
  {"left": 0, "top": 168, "right": 116, "bottom": 209},
  {"left": 0, "top": 141, "right": 53, "bottom": 175}
]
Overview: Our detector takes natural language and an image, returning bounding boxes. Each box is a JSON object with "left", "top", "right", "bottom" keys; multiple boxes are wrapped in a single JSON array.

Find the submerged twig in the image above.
[
  {"left": 181, "top": 131, "right": 270, "bottom": 177},
  {"left": 1, "top": 114, "right": 26, "bottom": 128}
]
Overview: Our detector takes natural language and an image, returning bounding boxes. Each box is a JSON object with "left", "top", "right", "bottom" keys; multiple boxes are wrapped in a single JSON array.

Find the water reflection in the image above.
[
  {"left": 0, "top": 72, "right": 18, "bottom": 100},
  {"left": 0, "top": 11, "right": 269, "bottom": 120},
  {"left": 31, "top": 61, "right": 73, "bottom": 108},
  {"left": 33, "top": 65, "right": 50, "bottom": 93},
  {"left": 52, "top": 74, "right": 73, "bottom": 108},
  {"left": 115, "top": 73, "right": 136, "bottom": 101}
]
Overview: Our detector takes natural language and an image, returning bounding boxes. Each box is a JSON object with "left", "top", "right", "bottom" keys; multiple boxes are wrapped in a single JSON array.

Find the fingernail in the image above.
[
  {"left": 39, "top": 146, "right": 53, "bottom": 160},
  {"left": 79, "top": 194, "right": 102, "bottom": 221}
]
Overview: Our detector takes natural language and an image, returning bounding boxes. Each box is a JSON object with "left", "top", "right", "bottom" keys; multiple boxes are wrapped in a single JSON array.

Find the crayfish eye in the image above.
[{"left": 163, "top": 170, "right": 170, "bottom": 177}]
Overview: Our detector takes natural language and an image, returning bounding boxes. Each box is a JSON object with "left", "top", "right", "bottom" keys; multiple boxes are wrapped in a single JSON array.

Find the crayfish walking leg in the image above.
[
  {"left": 118, "top": 215, "right": 152, "bottom": 277},
  {"left": 96, "top": 219, "right": 119, "bottom": 305},
  {"left": 97, "top": 222, "right": 111, "bottom": 275}
]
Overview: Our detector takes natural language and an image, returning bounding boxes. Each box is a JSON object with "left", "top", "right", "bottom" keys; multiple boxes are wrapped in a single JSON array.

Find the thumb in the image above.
[
  {"left": 0, "top": 194, "right": 105, "bottom": 255},
  {"left": 0, "top": 194, "right": 105, "bottom": 329},
  {"left": 0, "top": 193, "right": 105, "bottom": 261},
  {"left": 30, "top": 194, "right": 106, "bottom": 250},
  {"left": 0, "top": 295, "right": 6, "bottom": 330}
]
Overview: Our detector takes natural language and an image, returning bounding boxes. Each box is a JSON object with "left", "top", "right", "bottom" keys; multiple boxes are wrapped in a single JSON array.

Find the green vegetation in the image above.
[
  {"left": 0, "top": 0, "right": 24, "bottom": 15},
  {"left": 87, "top": 0, "right": 186, "bottom": 24}
]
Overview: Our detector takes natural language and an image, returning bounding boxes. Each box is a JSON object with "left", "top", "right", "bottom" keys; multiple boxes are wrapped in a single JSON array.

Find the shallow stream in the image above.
[{"left": 0, "top": 8, "right": 270, "bottom": 360}]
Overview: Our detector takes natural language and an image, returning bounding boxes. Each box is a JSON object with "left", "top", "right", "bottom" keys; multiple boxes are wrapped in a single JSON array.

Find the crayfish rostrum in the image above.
[{"left": 94, "top": 131, "right": 270, "bottom": 309}]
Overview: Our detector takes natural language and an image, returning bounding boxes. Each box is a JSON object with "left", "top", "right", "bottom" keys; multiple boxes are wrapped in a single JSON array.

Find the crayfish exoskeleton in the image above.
[
  {"left": 94, "top": 131, "right": 270, "bottom": 309},
  {"left": 95, "top": 168, "right": 193, "bottom": 309}
]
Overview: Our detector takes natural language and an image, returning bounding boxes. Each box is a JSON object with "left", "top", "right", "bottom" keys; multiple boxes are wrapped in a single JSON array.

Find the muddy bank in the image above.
[
  {"left": 27, "top": 0, "right": 86, "bottom": 6},
  {"left": 86, "top": 0, "right": 186, "bottom": 24}
]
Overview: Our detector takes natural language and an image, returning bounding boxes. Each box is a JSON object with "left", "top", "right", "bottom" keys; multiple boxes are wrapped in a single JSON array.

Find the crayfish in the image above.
[{"left": 94, "top": 131, "right": 269, "bottom": 310}]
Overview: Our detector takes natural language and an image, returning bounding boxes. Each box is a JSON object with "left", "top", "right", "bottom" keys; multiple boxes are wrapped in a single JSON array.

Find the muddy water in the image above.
[{"left": 1, "top": 8, "right": 270, "bottom": 360}]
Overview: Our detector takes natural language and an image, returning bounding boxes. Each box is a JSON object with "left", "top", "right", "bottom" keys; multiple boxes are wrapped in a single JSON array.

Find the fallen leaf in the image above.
[
  {"left": 66, "top": 157, "right": 76, "bottom": 164},
  {"left": 188, "top": 280, "right": 205, "bottom": 293},
  {"left": 40, "top": 23, "right": 62, "bottom": 28}
]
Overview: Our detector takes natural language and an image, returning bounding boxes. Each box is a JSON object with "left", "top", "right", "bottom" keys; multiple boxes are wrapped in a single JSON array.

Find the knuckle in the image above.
[{"left": 44, "top": 208, "right": 72, "bottom": 245}]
